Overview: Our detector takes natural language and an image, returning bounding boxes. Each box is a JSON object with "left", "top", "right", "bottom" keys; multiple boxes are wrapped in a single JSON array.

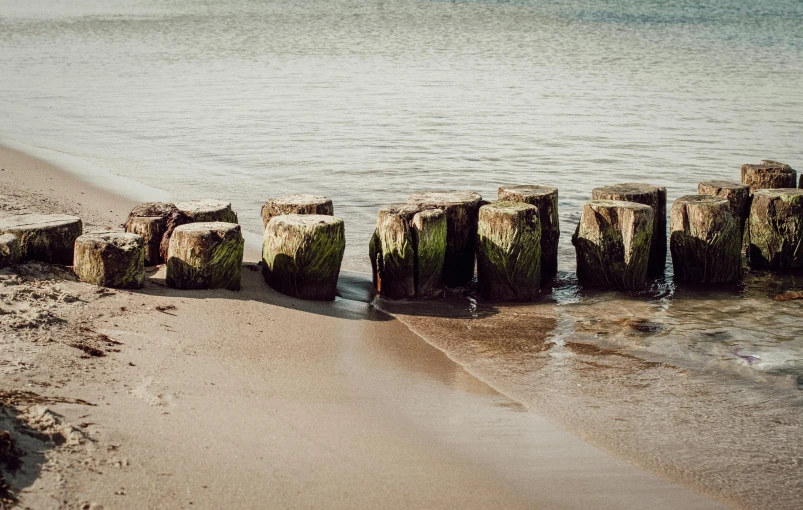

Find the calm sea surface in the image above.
[{"left": 2, "top": 1, "right": 803, "bottom": 506}]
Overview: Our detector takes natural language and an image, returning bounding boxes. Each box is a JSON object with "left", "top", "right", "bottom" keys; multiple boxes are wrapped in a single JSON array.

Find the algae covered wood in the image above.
[
  {"left": 124, "top": 216, "right": 166, "bottom": 266},
  {"left": 572, "top": 200, "right": 654, "bottom": 290},
  {"left": 0, "top": 214, "right": 82, "bottom": 265},
  {"left": 262, "top": 214, "right": 345, "bottom": 301},
  {"left": 748, "top": 188, "right": 803, "bottom": 269},
  {"left": 261, "top": 195, "right": 334, "bottom": 228},
  {"left": 741, "top": 161, "right": 797, "bottom": 191},
  {"left": 412, "top": 209, "right": 447, "bottom": 298},
  {"left": 407, "top": 191, "right": 482, "bottom": 287},
  {"left": 124, "top": 202, "right": 189, "bottom": 264},
  {"left": 73, "top": 232, "right": 145, "bottom": 289},
  {"left": 175, "top": 199, "right": 238, "bottom": 224},
  {"left": 0, "top": 233, "right": 21, "bottom": 268},
  {"left": 370, "top": 205, "right": 419, "bottom": 299},
  {"left": 476, "top": 201, "right": 541, "bottom": 301},
  {"left": 497, "top": 185, "right": 559, "bottom": 281},
  {"left": 592, "top": 183, "right": 666, "bottom": 277},
  {"left": 670, "top": 195, "right": 742, "bottom": 283},
  {"left": 166, "top": 222, "right": 244, "bottom": 291}
]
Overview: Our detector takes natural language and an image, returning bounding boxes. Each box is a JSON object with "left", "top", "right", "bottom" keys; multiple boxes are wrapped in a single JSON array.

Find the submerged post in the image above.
[
  {"left": 408, "top": 191, "right": 482, "bottom": 287},
  {"left": 0, "top": 214, "right": 83, "bottom": 265},
  {"left": 741, "top": 161, "right": 797, "bottom": 191},
  {"left": 166, "top": 222, "right": 244, "bottom": 290},
  {"left": 572, "top": 200, "right": 654, "bottom": 291},
  {"left": 476, "top": 201, "right": 541, "bottom": 301},
  {"left": 497, "top": 185, "right": 559, "bottom": 281},
  {"left": 670, "top": 195, "right": 742, "bottom": 283},
  {"left": 263, "top": 214, "right": 345, "bottom": 301},
  {"left": 74, "top": 232, "right": 145, "bottom": 289},
  {"left": 748, "top": 188, "right": 803, "bottom": 269},
  {"left": 591, "top": 183, "right": 666, "bottom": 276},
  {"left": 261, "top": 195, "right": 334, "bottom": 229}
]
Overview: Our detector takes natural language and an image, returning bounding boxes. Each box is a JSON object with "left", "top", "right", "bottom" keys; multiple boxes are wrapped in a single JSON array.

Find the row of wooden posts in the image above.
[{"left": 0, "top": 160, "right": 799, "bottom": 302}]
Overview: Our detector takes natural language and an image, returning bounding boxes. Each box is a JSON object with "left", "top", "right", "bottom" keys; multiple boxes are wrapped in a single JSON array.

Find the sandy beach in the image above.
[{"left": 0, "top": 144, "right": 734, "bottom": 509}]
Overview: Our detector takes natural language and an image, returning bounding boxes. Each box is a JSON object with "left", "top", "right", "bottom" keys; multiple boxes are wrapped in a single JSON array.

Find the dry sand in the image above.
[{"left": 0, "top": 144, "right": 726, "bottom": 509}]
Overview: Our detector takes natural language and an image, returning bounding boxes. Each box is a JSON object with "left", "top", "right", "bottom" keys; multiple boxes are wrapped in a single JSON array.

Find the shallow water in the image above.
[{"left": 1, "top": 0, "right": 803, "bottom": 506}]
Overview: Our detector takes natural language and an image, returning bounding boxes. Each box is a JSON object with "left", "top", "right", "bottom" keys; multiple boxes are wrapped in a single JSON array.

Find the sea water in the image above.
[{"left": 1, "top": 1, "right": 802, "bottom": 507}]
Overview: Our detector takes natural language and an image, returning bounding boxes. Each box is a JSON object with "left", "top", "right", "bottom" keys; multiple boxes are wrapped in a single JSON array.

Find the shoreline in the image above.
[{"left": 0, "top": 143, "right": 728, "bottom": 508}]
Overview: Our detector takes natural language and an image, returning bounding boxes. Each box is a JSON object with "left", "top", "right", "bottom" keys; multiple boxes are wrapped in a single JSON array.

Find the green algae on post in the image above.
[
  {"left": 262, "top": 214, "right": 345, "bottom": 301},
  {"left": 0, "top": 214, "right": 83, "bottom": 265},
  {"left": 371, "top": 204, "right": 419, "bottom": 299},
  {"left": 497, "top": 185, "right": 560, "bottom": 281},
  {"left": 476, "top": 201, "right": 541, "bottom": 301},
  {"left": 411, "top": 209, "right": 447, "bottom": 298},
  {"left": 748, "top": 188, "right": 803, "bottom": 269},
  {"left": 572, "top": 200, "right": 653, "bottom": 290},
  {"left": 73, "top": 232, "right": 145, "bottom": 289},
  {"left": 166, "top": 222, "right": 244, "bottom": 291},
  {"left": 408, "top": 191, "right": 482, "bottom": 287},
  {"left": 261, "top": 194, "right": 334, "bottom": 229},
  {"left": 175, "top": 199, "right": 238, "bottom": 224},
  {"left": 591, "top": 183, "right": 666, "bottom": 277},
  {"left": 670, "top": 195, "right": 742, "bottom": 284},
  {"left": 0, "top": 234, "right": 21, "bottom": 269}
]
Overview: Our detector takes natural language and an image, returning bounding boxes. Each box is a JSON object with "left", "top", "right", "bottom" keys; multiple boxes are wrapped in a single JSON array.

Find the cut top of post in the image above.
[
  {"left": 408, "top": 191, "right": 482, "bottom": 208},
  {"left": 267, "top": 214, "right": 343, "bottom": 229},
  {"left": 498, "top": 185, "right": 557, "bottom": 200},
  {"left": 481, "top": 200, "right": 538, "bottom": 215},
  {"left": 0, "top": 213, "right": 81, "bottom": 230},
  {"left": 591, "top": 183, "right": 663, "bottom": 199},
  {"left": 77, "top": 231, "right": 143, "bottom": 249},
  {"left": 753, "top": 188, "right": 803, "bottom": 200},
  {"left": 267, "top": 194, "right": 331, "bottom": 207},
  {"left": 698, "top": 180, "right": 748, "bottom": 192}
]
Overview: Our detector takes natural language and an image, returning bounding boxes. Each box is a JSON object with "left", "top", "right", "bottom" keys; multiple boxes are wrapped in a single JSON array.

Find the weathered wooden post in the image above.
[
  {"left": 261, "top": 195, "right": 334, "bottom": 229},
  {"left": 748, "top": 188, "right": 803, "bottom": 269},
  {"left": 411, "top": 209, "right": 447, "bottom": 298},
  {"left": 370, "top": 204, "right": 419, "bottom": 299},
  {"left": 124, "top": 202, "right": 190, "bottom": 265},
  {"left": 166, "top": 222, "right": 244, "bottom": 291},
  {"left": 263, "top": 215, "right": 345, "bottom": 301},
  {"left": 669, "top": 196, "right": 742, "bottom": 283},
  {"left": 497, "top": 185, "right": 559, "bottom": 281},
  {"left": 408, "top": 191, "right": 482, "bottom": 287},
  {"left": 741, "top": 161, "right": 797, "bottom": 190},
  {"left": 476, "top": 201, "right": 541, "bottom": 301},
  {"left": 0, "top": 214, "right": 82, "bottom": 265},
  {"left": 697, "top": 181, "right": 750, "bottom": 232},
  {"left": 0, "top": 234, "right": 21, "bottom": 268},
  {"left": 591, "top": 183, "right": 666, "bottom": 276},
  {"left": 175, "top": 199, "right": 238, "bottom": 223},
  {"left": 572, "top": 200, "right": 654, "bottom": 290},
  {"left": 73, "top": 232, "right": 145, "bottom": 289}
]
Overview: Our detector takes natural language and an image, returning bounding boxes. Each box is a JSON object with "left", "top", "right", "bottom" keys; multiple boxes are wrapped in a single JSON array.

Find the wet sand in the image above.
[{"left": 0, "top": 143, "right": 728, "bottom": 508}]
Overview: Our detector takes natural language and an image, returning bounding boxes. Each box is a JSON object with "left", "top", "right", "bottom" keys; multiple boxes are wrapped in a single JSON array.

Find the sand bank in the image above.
[{"left": 0, "top": 143, "right": 726, "bottom": 509}]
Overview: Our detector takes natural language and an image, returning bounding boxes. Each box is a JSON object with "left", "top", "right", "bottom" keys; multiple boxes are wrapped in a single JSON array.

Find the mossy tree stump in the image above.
[
  {"left": 748, "top": 188, "right": 803, "bottom": 269},
  {"left": 166, "top": 222, "right": 244, "bottom": 291},
  {"left": 497, "top": 185, "right": 559, "bottom": 281},
  {"left": 261, "top": 195, "right": 334, "bottom": 229},
  {"left": 411, "top": 209, "right": 447, "bottom": 298},
  {"left": 741, "top": 161, "right": 797, "bottom": 191},
  {"left": 477, "top": 201, "right": 541, "bottom": 301},
  {"left": 369, "top": 205, "right": 419, "bottom": 299},
  {"left": 175, "top": 199, "right": 238, "bottom": 224},
  {"left": 0, "top": 214, "right": 82, "bottom": 265},
  {"left": 407, "top": 191, "right": 482, "bottom": 287},
  {"left": 572, "top": 200, "right": 654, "bottom": 290},
  {"left": 670, "top": 196, "right": 742, "bottom": 283},
  {"left": 74, "top": 232, "right": 145, "bottom": 289},
  {"left": 124, "top": 202, "right": 190, "bottom": 265},
  {"left": 592, "top": 183, "right": 666, "bottom": 276},
  {"left": 0, "top": 234, "right": 21, "bottom": 268},
  {"left": 263, "top": 215, "right": 345, "bottom": 301}
]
